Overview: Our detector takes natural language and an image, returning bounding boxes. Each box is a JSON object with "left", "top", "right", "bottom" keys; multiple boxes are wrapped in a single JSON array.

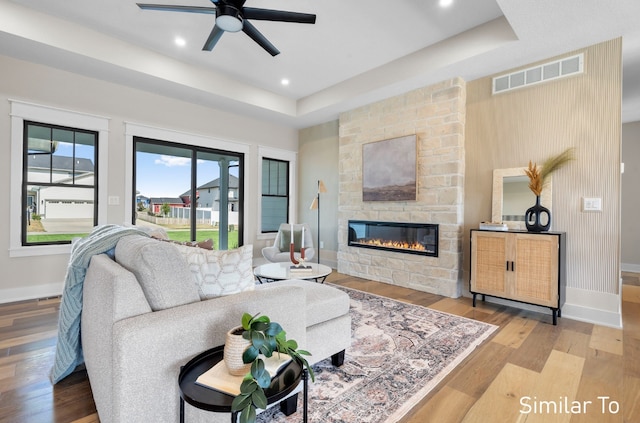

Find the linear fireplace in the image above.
[{"left": 347, "top": 220, "right": 438, "bottom": 257}]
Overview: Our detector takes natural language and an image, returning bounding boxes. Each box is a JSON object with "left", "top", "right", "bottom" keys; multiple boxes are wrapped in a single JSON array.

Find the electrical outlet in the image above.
[
  {"left": 320, "top": 241, "right": 324, "bottom": 249},
  {"left": 108, "top": 196, "right": 120, "bottom": 205},
  {"left": 582, "top": 197, "right": 602, "bottom": 212}
]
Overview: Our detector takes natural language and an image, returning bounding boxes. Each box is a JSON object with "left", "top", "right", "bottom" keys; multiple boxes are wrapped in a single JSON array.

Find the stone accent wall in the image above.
[{"left": 337, "top": 78, "right": 466, "bottom": 297}]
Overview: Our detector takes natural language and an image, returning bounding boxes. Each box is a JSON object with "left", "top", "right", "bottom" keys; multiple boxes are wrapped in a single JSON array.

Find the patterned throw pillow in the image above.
[{"left": 174, "top": 244, "right": 255, "bottom": 299}]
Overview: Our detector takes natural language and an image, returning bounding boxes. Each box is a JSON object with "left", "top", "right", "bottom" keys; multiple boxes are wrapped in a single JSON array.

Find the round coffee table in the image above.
[
  {"left": 178, "top": 345, "right": 308, "bottom": 423},
  {"left": 254, "top": 262, "right": 332, "bottom": 283}
]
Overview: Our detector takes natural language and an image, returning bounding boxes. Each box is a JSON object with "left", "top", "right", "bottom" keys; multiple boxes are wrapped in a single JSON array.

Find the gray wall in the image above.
[
  {"left": 298, "top": 120, "right": 339, "bottom": 268},
  {"left": 622, "top": 121, "right": 640, "bottom": 270}
]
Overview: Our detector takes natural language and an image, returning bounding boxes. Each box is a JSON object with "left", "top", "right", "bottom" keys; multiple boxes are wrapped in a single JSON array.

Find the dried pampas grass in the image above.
[{"left": 525, "top": 147, "right": 575, "bottom": 196}]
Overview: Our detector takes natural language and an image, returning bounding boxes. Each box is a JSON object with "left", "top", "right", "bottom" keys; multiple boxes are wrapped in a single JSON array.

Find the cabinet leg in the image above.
[
  {"left": 472, "top": 293, "right": 477, "bottom": 307},
  {"left": 280, "top": 393, "right": 298, "bottom": 416},
  {"left": 551, "top": 308, "right": 557, "bottom": 326},
  {"left": 331, "top": 350, "right": 345, "bottom": 367},
  {"left": 558, "top": 308, "right": 562, "bottom": 318}
]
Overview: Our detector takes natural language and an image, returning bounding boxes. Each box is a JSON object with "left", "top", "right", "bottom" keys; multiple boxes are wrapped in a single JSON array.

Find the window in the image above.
[
  {"left": 10, "top": 101, "right": 109, "bottom": 257},
  {"left": 133, "top": 137, "right": 243, "bottom": 250},
  {"left": 261, "top": 158, "right": 289, "bottom": 233},
  {"left": 22, "top": 122, "right": 98, "bottom": 245}
]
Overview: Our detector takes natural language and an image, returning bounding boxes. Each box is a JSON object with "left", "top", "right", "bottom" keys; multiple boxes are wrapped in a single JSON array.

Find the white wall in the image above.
[{"left": 0, "top": 54, "right": 298, "bottom": 303}]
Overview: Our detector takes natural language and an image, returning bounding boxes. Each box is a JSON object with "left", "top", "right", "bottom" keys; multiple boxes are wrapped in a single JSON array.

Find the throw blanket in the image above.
[{"left": 51, "top": 224, "right": 149, "bottom": 383}]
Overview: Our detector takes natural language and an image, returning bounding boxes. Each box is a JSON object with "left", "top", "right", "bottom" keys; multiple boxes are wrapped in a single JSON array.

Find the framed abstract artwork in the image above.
[{"left": 362, "top": 135, "right": 417, "bottom": 201}]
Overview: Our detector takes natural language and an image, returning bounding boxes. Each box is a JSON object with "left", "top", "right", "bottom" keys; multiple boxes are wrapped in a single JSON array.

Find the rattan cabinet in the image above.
[{"left": 470, "top": 229, "right": 566, "bottom": 325}]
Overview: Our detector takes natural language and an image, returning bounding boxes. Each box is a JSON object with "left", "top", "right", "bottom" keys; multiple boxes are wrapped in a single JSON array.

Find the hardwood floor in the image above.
[{"left": 0, "top": 273, "right": 638, "bottom": 422}]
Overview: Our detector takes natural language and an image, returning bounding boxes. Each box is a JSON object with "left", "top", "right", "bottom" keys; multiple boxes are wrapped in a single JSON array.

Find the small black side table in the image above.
[{"left": 178, "top": 345, "right": 308, "bottom": 423}]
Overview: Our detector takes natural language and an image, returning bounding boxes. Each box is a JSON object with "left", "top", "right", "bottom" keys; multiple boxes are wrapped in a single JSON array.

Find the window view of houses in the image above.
[
  {"left": 24, "top": 130, "right": 243, "bottom": 250},
  {"left": 132, "top": 139, "right": 242, "bottom": 249},
  {"left": 25, "top": 123, "right": 97, "bottom": 245}
]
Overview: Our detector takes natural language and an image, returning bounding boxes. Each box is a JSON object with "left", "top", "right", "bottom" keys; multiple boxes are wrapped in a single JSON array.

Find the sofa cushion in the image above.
[
  {"left": 174, "top": 244, "right": 255, "bottom": 299},
  {"left": 262, "top": 280, "right": 350, "bottom": 327},
  {"left": 115, "top": 235, "right": 200, "bottom": 311}
]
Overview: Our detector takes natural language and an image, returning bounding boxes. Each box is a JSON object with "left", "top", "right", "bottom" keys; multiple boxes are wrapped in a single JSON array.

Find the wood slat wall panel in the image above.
[{"left": 464, "top": 38, "right": 622, "bottom": 295}]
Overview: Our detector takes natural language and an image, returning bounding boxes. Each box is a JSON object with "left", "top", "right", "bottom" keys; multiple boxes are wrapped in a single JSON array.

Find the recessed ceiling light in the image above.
[
  {"left": 175, "top": 37, "right": 186, "bottom": 47},
  {"left": 281, "top": 78, "right": 290, "bottom": 86},
  {"left": 439, "top": 0, "right": 453, "bottom": 7}
]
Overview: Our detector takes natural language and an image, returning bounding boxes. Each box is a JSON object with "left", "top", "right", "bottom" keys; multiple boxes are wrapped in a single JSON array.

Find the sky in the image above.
[
  {"left": 52, "top": 140, "right": 241, "bottom": 199},
  {"left": 135, "top": 152, "right": 239, "bottom": 199}
]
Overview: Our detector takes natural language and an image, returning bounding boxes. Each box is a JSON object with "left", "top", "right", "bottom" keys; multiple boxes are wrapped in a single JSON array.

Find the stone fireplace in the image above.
[
  {"left": 337, "top": 78, "right": 466, "bottom": 298},
  {"left": 347, "top": 220, "right": 438, "bottom": 257}
]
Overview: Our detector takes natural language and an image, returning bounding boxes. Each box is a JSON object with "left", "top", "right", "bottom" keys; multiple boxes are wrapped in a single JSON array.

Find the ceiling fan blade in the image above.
[
  {"left": 242, "top": 20, "right": 280, "bottom": 56},
  {"left": 243, "top": 8, "right": 316, "bottom": 24},
  {"left": 136, "top": 4, "right": 216, "bottom": 15},
  {"left": 203, "top": 25, "right": 225, "bottom": 51}
]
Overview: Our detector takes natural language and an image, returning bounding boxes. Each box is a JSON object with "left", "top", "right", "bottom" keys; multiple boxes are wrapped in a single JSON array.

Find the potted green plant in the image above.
[{"left": 230, "top": 312, "right": 315, "bottom": 423}]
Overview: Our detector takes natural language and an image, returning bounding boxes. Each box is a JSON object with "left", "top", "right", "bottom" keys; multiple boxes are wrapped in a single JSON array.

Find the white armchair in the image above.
[{"left": 262, "top": 223, "right": 315, "bottom": 263}]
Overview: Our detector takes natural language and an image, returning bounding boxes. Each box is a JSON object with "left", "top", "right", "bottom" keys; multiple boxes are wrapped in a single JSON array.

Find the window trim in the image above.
[
  {"left": 257, "top": 146, "right": 297, "bottom": 240},
  {"left": 9, "top": 100, "right": 109, "bottom": 257}
]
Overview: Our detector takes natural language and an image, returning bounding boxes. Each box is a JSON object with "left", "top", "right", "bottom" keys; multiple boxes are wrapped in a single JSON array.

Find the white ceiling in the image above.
[{"left": 1, "top": 0, "right": 639, "bottom": 128}]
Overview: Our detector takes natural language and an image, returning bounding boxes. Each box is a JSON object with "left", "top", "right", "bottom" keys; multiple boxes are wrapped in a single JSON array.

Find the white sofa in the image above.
[{"left": 81, "top": 234, "right": 350, "bottom": 423}]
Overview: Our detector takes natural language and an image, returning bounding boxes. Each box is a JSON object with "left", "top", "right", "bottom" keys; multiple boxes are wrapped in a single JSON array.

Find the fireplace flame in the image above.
[{"left": 355, "top": 238, "right": 427, "bottom": 252}]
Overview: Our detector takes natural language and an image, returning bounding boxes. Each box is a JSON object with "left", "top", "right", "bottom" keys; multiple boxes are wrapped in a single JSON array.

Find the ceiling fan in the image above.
[{"left": 137, "top": 0, "right": 316, "bottom": 56}]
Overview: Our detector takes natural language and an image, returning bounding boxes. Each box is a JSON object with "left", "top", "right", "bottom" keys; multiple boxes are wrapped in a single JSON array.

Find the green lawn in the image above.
[{"left": 27, "top": 233, "right": 88, "bottom": 243}]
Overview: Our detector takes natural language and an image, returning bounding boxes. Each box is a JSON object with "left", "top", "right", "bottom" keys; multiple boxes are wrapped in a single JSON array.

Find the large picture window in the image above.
[
  {"left": 22, "top": 121, "right": 98, "bottom": 245},
  {"left": 133, "top": 137, "right": 243, "bottom": 250},
  {"left": 261, "top": 158, "right": 289, "bottom": 233}
]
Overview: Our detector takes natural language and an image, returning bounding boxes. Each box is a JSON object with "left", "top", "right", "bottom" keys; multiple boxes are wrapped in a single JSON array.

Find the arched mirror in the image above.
[{"left": 492, "top": 167, "right": 552, "bottom": 230}]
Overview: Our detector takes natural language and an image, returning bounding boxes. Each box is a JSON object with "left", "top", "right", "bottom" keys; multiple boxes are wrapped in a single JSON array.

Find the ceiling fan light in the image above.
[{"left": 216, "top": 5, "right": 243, "bottom": 32}]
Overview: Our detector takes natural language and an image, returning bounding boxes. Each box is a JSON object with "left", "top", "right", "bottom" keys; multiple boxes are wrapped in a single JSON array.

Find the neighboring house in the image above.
[
  {"left": 181, "top": 175, "right": 240, "bottom": 212},
  {"left": 27, "top": 154, "right": 95, "bottom": 219},
  {"left": 148, "top": 197, "right": 186, "bottom": 215},
  {"left": 136, "top": 195, "right": 150, "bottom": 209}
]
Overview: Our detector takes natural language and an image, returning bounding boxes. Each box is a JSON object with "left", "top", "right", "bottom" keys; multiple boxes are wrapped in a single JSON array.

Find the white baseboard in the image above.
[
  {"left": 0, "top": 282, "right": 64, "bottom": 304},
  {"left": 561, "top": 303, "right": 622, "bottom": 329},
  {"left": 562, "top": 287, "right": 622, "bottom": 328},
  {"left": 621, "top": 263, "right": 640, "bottom": 273}
]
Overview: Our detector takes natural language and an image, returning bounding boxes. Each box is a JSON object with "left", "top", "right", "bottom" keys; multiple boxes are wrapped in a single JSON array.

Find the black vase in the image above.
[{"left": 525, "top": 195, "right": 551, "bottom": 232}]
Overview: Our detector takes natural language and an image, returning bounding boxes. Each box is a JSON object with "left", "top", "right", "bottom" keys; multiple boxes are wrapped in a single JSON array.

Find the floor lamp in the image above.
[{"left": 309, "top": 180, "right": 327, "bottom": 264}]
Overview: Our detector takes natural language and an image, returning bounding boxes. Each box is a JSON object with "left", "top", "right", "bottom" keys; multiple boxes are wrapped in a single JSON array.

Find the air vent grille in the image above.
[{"left": 492, "top": 53, "right": 584, "bottom": 94}]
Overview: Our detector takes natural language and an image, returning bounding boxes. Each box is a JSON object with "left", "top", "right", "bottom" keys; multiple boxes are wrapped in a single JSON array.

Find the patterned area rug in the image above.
[{"left": 258, "top": 285, "right": 498, "bottom": 423}]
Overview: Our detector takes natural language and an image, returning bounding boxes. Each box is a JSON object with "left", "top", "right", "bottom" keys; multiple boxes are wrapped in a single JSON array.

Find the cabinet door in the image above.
[
  {"left": 471, "top": 231, "right": 508, "bottom": 297},
  {"left": 510, "top": 233, "right": 559, "bottom": 307}
]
